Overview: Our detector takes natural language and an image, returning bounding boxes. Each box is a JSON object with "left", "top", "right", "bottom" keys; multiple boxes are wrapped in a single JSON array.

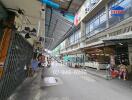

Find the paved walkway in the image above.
[
  {"left": 84, "top": 67, "right": 132, "bottom": 88},
  {"left": 85, "top": 67, "right": 107, "bottom": 78},
  {"left": 8, "top": 62, "right": 132, "bottom": 100}
]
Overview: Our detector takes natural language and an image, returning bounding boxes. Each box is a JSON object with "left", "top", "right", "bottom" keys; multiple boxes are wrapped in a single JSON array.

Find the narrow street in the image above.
[{"left": 9, "top": 62, "right": 132, "bottom": 100}]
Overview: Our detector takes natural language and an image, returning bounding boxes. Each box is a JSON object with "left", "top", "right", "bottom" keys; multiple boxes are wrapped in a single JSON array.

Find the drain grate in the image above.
[{"left": 41, "top": 77, "right": 63, "bottom": 87}]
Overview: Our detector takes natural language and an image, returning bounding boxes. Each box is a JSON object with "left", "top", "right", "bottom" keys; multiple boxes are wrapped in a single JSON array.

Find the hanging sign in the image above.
[
  {"left": 111, "top": 5, "right": 125, "bottom": 16},
  {"left": 74, "top": 13, "right": 79, "bottom": 26}
]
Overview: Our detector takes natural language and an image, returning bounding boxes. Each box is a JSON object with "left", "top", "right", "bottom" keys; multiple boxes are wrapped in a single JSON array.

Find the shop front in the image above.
[
  {"left": 83, "top": 45, "right": 115, "bottom": 70},
  {"left": 115, "top": 43, "right": 129, "bottom": 66},
  {"left": 63, "top": 53, "right": 84, "bottom": 68},
  {"left": 83, "top": 42, "right": 132, "bottom": 75},
  {"left": 103, "top": 34, "right": 132, "bottom": 73},
  {"left": 62, "top": 47, "right": 85, "bottom": 68}
]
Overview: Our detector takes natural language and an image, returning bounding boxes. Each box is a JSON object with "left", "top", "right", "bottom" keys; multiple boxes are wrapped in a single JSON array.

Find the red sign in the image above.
[
  {"left": 112, "top": 10, "right": 125, "bottom": 14},
  {"left": 74, "top": 13, "right": 79, "bottom": 26}
]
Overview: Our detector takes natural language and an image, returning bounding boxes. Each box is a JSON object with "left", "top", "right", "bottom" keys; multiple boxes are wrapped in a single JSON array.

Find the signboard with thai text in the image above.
[{"left": 111, "top": 5, "right": 125, "bottom": 16}]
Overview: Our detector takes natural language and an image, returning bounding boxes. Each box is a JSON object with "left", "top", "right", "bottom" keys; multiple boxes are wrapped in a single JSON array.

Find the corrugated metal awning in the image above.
[{"left": 45, "top": 8, "right": 73, "bottom": 50}]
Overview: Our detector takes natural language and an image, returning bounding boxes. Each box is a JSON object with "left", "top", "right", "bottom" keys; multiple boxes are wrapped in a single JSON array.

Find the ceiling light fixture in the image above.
[{"left": 118, "top": 43, "right": 123, "bottom": 45}]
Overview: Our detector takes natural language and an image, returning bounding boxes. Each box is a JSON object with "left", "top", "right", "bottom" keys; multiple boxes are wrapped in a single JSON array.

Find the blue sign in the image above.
[{"left": 111, "top": 5, "right": 125, "bottom": 16}]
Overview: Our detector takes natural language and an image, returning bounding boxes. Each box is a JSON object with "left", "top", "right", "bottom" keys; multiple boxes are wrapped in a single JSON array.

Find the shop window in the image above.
[
  {"left": 74, "top": 30, "right": 80, "bottom": 43},
  {"left": 100, "top": 13, "right": 106, "bottom": 24},
  {"left": 98, "top": 8, "right": 106, "bottom": 22},
  {"left": 94, "top": 18, "right": 100, "bottom": 28},
  {"left": 69, "top": 34, "right": 75, "bottom": 45},
  {"left": 90, "top": 22, "right": 94, "bottom": 32},
  {"left": 109, "top": 16, "right": 120, "bottom": 27},
  {"left": 86, "top": 24, "right": 90, "bottom": 35},
  {"left": 85, "top": 7, "right": 107, "bottom": 36},
  {"left": 96, "top": 21, "right": 106, "bottom": 32}
]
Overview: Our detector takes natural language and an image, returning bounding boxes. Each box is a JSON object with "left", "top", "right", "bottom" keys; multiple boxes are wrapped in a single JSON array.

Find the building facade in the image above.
[{"left": 58, "top": 0, "right": 132, "bottom": 72}]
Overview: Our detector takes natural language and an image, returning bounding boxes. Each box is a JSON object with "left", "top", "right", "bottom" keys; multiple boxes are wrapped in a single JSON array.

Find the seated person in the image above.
[
  {"left": 107, "top": 64, "right": 119, "bottom": 78},
  {"left": 118, "top": 64, "right": 128, "bottom": 80}
]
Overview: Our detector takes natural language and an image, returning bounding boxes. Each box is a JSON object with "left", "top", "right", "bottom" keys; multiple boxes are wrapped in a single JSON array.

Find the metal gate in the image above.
[{"left": 0, "top": 31, "right": 33, "bottom": 100}]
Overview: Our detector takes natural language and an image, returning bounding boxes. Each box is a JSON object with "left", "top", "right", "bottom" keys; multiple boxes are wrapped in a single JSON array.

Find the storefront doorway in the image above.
[{"left": 115, "top": 43, "right": 129, "bottom": 65}]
